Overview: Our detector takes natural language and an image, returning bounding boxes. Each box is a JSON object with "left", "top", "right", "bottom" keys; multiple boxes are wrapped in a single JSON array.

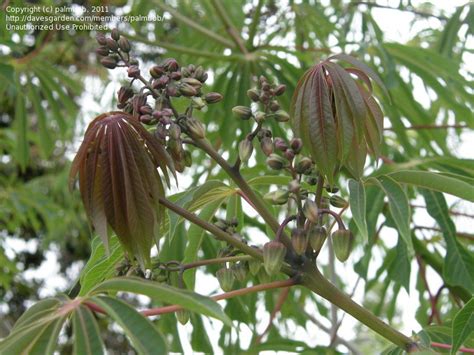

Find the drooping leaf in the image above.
[
  {"left": 451, "top": 298, "right": 474, "bottom": 354},
  {"left": 89, "top": 295, "right": 168, "bottom": 354},
  {"left": 348, "top": 178, "right": 368, "bottom": 243}
]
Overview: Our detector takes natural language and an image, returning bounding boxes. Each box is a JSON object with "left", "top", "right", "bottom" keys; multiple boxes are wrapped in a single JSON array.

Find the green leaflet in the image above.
[
  {"left": 72, "top": 305, "right": 105, "bottom": 355},
  {"left": 89, "top": 296, "right": 168, "bottom": 354},
  {"left": 367, "top": 176, "right": 413, "bottom": 255},
  {"left": 451, "top": 298, "right": 474, "bottom": 354},
  {"left": 348, "top": 179, "right": 368, "bottom": 243},
  {"left": 389, "top": 170, "right": 474, "bottom": 202},
  {"left": 91, "top": 276, "right": 232, "bottom": 326},
  {"left": 421, "top": 190, "right": 474, "bottom": 294}
]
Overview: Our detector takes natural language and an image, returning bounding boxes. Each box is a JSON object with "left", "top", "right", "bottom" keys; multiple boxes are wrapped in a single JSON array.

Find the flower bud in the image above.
[
  {"left": 284, "top": 149, "right": 295, "bottom": 161},
  {"left": 127, "top": 65, "right": 141, "bottom": 78},
  {"left": 232, "top": 106, "right": 252, "bottom": 120},
  {"left": 106, "top": 38, "right": 119, "bottom": 51},
  {"left": 139, "top": 105, "right": 153, "bottom": 115},
  {"left": 179, "top": 83, "right": 197, "bottom": 97},
  {"left": 266, "top": 154, "right": 287, "bottom": 170},
  {"left": 290, "top": 138, "right": 303, "bottom": 154},
  {"left": 96, "top": 46, "right": 109, "bottom": 56},
  {"left": 170, "top": 71, "right": 181, "bottom": 80},
  {"left": 194, "top": 66, "right": 205, "bottom": 80},
  {"left": 295, "top": 157, "right": 313, "bottom": 174},
  {"left": 232, "top": 262, "right": 248, "bottom": 282},
  {"left": 263, "top": 190, "right": 289, "bottom": 205},
  {"left": 238, "top": 139, "right": 253, "bottom": 164},
  {"left": 176, "top": 309, "right": 190, "bottom": 325},
  {"left": 274, "top": 110, "right": 290, "bottom": 122},
  {"left": 291, "top": 229, "right": 308, "bottom": 255},
  {"left": 118, "top": 36, "right": 131, "bottom": 52},
  {"left": 100, "top": 56, "right": 117, "bottom": 69},
  {"left": 111, "top": 28, "right": 120, "bottom": 41},
  {"left": 330, "top": 195, "right": 348, "bottom": 208},
  {"left": 260, "top": 137, "right": 273, "bottom": 156},
  {"left": 186, "top": 117, "right": 205, "bottom": 139},
  {"left": 191, "top": 97, "right": 206, "bottom": 109},
  {"left": 332, "top": 229, "right": 354, "bottom": 262},
  {"left": 169, "top": 123, "right": 181, "bottom": 140},
  {"left": 150, "top": 65, "right": 165, "bottom": 78},
  {"left": 248, "top": 258, "right": 261, "bottom": 275},
  {"left": 118, "top": 86, "right": 134, "bottom": 103},
  {"left": 183, "top": 150, "right": 192, "bottom": 167},
  {"left": 216, "top": 267, "right": 235, "bottom": 292},
  {"left": 325, "top": 185, "right": 340, "bottom": 193},
  {"left": 204, "top": 92, "right": 223, "bottom": 104},
  {"left": 273, "top": 137, "right": 288, "bottom": 151},
  {"left": 96, "top": 33, "right": 107, "bottom": 45},
  {"left": 247, "top": 89, "right": 260, "bottom": 102},
  {"left": 257, "top": 269, "right": 271, "bottom": 284},
  {"left": 308, "top": 226, "right": 327, "bottom": 253},
  {"left": 269, "top": 101, "right": 280, "bottom": 112},
  {"left": 163, "top": 58, "right": 179, "bottom": 72},
  {"left": 274, "top": 84, "right": 286, "bottom": 96},
  {"left": 254, "top": 111, "right": 266, "bottom": 124},
  {"left": 140, "top": 114, "right": 154, "bottom": 125},
  {"left": 288, "top": 179, "right": 300, "bottom": 193},
  {"left": 182, "top": 77, "right": 202, "bottom": 88},
  {"left": 263, "top": 241, "right": 286, "bottom": 275},
  {"left": 303, "top": 200, "right": 319, "bottom": 223}
]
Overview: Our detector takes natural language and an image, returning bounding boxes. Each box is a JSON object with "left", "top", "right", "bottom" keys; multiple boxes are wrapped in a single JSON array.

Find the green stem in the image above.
[
  {"left": 247, "top": 0, "right": 264, "bottom": 48},
  {"left": 301, "top": 261, "right": 418, "bottom": 351},
  {"left": 193, "top": 138, "right": 293, "bottom": 249}
]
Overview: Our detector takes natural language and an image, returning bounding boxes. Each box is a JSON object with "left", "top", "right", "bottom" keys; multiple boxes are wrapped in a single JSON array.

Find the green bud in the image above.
[
  {"left": 176, "top": 309, "right": 190, "bottom": 325},
  {"left": 303, "top": 200, "right": 319, "bottom": 223},
  {"left": 263, "top": 241, "right": 286, "bottom": 275},
  {"left": 274, "top": 110, "right": 290, "bottom": 122},
  {"left": 257, "top": 269, "right": 271, "bottom": 284},
  {"left": 191, "top": 97, "right": 206, "bottom": 109},
  {"left": 291, "top": 229, "right": 308, "bottom": 255},
  {"left": 260, "top": 137, "right": 273, "bottom": 156},
  {"left": 263, "top": 190, "right": 289, "bottom": 205},
  {"left": 204, "top": 92, "right": 223, "bottom": 104},
  {"left": 169, "top": 123, "right": 181, "bottom": 140},
  {"left": 216, "top": 267, "right": 235, "bottom": 292},
  {"left": 266, "top": 153, "right": 287, "bottom": 170},
  {"left": 182, "top": 77, "right": 202, "bottom": 88},
  {"left": 118, "top": 36, "right": 131, "bottom": 52},
  {"left": 238, "top": 139, "right": 253, "bottom": 164},
  {"left": 308, "top": 226, "right": 327, "bottom": 253},
  {"left": 332, "top": 229, "right": 354, "bottom": 262},
  {"left": 248, "top": 258, "right": 261, "bottom": 275},
  {"left": 232, "top": 106, "right": 252, "bottom": 120},
  {"left": 295, "top": 157, "right": 313, "bottom": 174},
  {"left": 186, "top": 117, "right": 205, "bottom": 139},
  {"left": 179, "top": 83, "right": 197, "bottom": 97},
  {"left": 100, "top": 56, "right": 117, "bottom": 69},
  {"left": 247, "top": 89, "right": 260, "bottom": 102},
  {"left": 330, "top": 195, "right": 348, "bottom": 208},
  {"left": 232, "top": 262, "right": 248, "bottom": 282}
]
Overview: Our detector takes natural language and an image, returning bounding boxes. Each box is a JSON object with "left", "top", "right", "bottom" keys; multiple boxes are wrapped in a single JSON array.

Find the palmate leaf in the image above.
[
  {"left": 72, "top": 305, "right": 105, "bottom": 355},
  {"left": 89, "top": 295, "right": 168, "bottom": 355},
  {"left": 91, "top": 276, "right": 232, "bottom": 326}
]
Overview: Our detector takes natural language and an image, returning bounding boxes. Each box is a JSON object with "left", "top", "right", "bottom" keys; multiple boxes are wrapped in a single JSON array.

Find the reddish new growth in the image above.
[{"left": 69, "top": 112, "right": 175, "bottom": 269}]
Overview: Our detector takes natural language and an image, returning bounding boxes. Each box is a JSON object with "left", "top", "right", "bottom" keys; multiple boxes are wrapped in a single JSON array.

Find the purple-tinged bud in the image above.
[
  {"left": 118, "top": 86, "right": 134, "bottom": 103},
  {"left": 295, "top": 157, "right": 312, "bottom": 174},
  {"left": 270, "top": 101, "right": 280, "bottom": 112},
  {"left": 127, "top": 65, "right": 141, "bottom": 78},
  {"left": 169, "top": 123, "right": 181, "bottom": 140},
  {"left": 100, "top": 56, "right": 117, "bottom": 69},
  {"left": 262, "top": 83, "right": 271, "bottom": 91},
  {"left": 290, "top": 138, "right": 303, "bottom": 154},
  {"left": 266, "top": 154, "right": 287, "bottom": 170},
  {"left": 274, "top": 84, "right": 286, "bottom": 96},
  {"left": 182, "top": 77, "right": 202, "bottom": 88},
  {"left": 186, "top": 117, "right": 205, "bottom": 139},
  {"left": 139, "top": 105, "right": 153, "bottom": 115},
  {"left": 274, "top": 137, "right": 288, "bottom": 152},
  {"left": 303, "top": 200, "right": 319, "bottom": 223},
  {"left": 152, "top": 110, "right": 162, "bottom": 119},
  {"left": 150, "top": 65, "right": 165, "bottom": 78},
  {"left": 238, "top": 139, "right": 253, "bottom": 164},
  {"left": 187, "top": 64, "right": 195, "bottom": 73},
  {"left": 170, "top": 71, "right": 181, "bottom": 80},
  {"left": 204, "top": 92, "right": 223, "bottom": 104},
  {"left": 284, "top": 149, "right": 295, "bottom": 161},
  {"left": 291, "top": 228, "right": 308, "bottom": 255},
  {"left": 166, "top": 84, "right": 178, "bottom": 97},
  {"left": 140, "top": 114, "right": 154, "bottom": 125},
  {"left": 232, "top": 106, "right": 252, "bottom": 120},
  {"left": 247, "top": 89, "right": 260, "bottom": 102},
  {"left": 263, "top": 241, "right": 286, "bottom": 275},
  {"left": 309, "top": 226, "right": 327, "bottom": 253},
  {"left": 260, "top": 137, "right": 273, "bottom": 156},
  {"left": 118, "top": 36, "right": 131, "bottom": 52},
  {"left": 96, "top": 46, "right": 109, "bottom": 56},
  {"left": 199, "top": 72, "right": 208, "bottom": 83},
  {"left": 163, "top": 58, "right": 179, "bottom": 72},
  {"left": 330, "top": 195, "right": 348, "bottom": 208},
  {"left": 106, "top": 38, "right": 119, "bottom": 51},
  {"left": 179, "top": 83, "right": 197, "bottom": 97},
  {"left": 96, "top": 33, "right": 107, "bottom": 45},
  {"left": 332, "top": 229, "right": 354, "bottom": 262},
  {"left": 216, "top": 267, "right": 235, "bottom": 292},
  {"left": 111, "top": 28, "right": 120, "bottom": 41}
]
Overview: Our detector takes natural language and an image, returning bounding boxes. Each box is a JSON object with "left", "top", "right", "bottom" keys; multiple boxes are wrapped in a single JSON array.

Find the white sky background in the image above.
[{"left": 4, "top": 0, "right": 473, "bottom": 353}]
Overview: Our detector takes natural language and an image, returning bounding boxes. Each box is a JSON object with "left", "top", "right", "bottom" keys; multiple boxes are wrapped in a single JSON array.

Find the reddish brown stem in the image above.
[{"left": 431, "top": 342, "right": 474, "bottom": 353}]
